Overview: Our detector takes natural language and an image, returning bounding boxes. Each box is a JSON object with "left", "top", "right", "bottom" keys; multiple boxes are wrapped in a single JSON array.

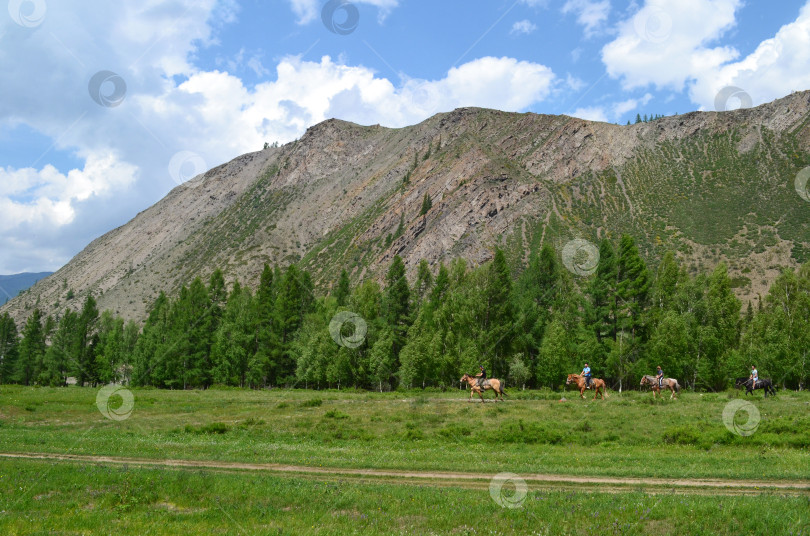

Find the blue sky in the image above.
[{"left": 1, "top": 0, "right": 809, "bottom": 274}]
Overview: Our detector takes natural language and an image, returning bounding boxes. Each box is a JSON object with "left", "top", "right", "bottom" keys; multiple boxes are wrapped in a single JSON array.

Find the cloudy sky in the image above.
[{"left": 1, "top": 0, "right": 809, "bottom": 275}]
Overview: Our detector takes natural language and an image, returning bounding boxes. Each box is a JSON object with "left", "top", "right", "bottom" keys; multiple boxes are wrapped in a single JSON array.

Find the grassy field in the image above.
[{"left": 1, "top": 385, "right": 809, "bottom": 534}]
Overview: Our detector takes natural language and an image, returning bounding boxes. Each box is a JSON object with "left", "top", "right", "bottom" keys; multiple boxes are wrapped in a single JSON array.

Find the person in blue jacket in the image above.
[{"left": 582, "top": 363, "right": 591, "bottom": 389}]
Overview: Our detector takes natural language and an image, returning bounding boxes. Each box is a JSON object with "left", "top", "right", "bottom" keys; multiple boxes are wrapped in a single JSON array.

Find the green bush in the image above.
[
  {"left": 495, "top": 419, "right": 564, "bottom": 445},
  {"left": 662, "top": 426, "right": 700, "bottom": 445}
]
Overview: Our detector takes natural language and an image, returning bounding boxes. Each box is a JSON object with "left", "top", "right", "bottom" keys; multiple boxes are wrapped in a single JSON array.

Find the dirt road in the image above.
[{"left": 2, "top": 451, "right": 808, "bottom": 496}]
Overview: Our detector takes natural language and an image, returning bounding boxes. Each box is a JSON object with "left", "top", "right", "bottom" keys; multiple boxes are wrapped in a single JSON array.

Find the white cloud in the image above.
[
  {"left": 602, "top": 0, "right": 810, "bottom": 111},
  {"left": 602, "top": 0, "right": 742, "bottom": 91},
  {"left": 287, "top": 0, "right": 399, "bottom": 25},
  {"left": 689, "top": 1, "right": 810, "bottom": 110},
  {"left": 562, "top": 0, "right": 611, "bottom": 37},
  {"left": 570, "top": 106, "right": 608, "bottom": 122},
  {"left": 613, "top": 92, "right": 652, "bottom": 117},
  {"left": 0, "top": 0, "right": 557, "bottom": 272},
  {"left": 0, "top": 154, "right": 138, "bottom": 232},
  {"left": 565, "top": 73, "right": 587, "bottom": 92},
  {"left": 511, "top": 19, "right": 537, "bottom": 35}
]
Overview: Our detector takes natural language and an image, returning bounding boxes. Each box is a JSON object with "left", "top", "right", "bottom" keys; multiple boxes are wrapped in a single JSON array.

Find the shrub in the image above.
[{"left": 662, "top": 426, "right": 700, "bottom": 445}]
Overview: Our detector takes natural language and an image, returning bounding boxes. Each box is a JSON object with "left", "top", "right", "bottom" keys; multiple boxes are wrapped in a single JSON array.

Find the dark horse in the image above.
[{"left": 735, "top": 377, "right": 776, "bottom": 397}]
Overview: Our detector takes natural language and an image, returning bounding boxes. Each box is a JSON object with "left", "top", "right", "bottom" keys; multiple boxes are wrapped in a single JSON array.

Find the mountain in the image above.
[
  {"left": 2, "top": 91, "right": 809, "bottom": 325},
  {"left": 0, "top": 272, "right": 53, "bottom": 305}
]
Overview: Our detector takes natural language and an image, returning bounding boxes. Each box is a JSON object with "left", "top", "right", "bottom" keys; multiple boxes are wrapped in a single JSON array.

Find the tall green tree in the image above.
[
  {"left": 212, "top": 281, "right": 258, "bottom": 387},
  {"left": 333, "top": 269, "right": 351, "bottom": 307},
  {"left": 383, "top": 255, "right": 411, "bottom": 366},
  {"left": 15, "top": 309, "right": 46, "bottom": 385},
  {"left": 481, "top": 248, "right": 514, "bottom": 377},
  {"left": 588, "top": 238, "right": 618, "bottom": 343},
  {"left": 74, "top": 295, "right": 100, "bottom": 386},
  {"left": 616, "top": 234, "right": 651, "bottom": 342},
  {"left": 41, "top": 310, "right": 78, "bottom": 386},
  {"left": 0, "top": 313, "right": 18, "bottom": 384},
  {"left": 514, "top": 243, "right": 561, "bottom": 381}
]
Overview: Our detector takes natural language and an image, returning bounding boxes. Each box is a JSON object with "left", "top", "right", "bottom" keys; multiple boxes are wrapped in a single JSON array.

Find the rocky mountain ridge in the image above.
[{"left": 3, "top": 91, "right": 809, "bottom": 324}]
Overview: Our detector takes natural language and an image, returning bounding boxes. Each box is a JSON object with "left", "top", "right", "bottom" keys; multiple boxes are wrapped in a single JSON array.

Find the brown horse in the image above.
[
  {"left": 640, "top": 375, "right": 681, "bottom": 399},
  {"left": 566, "top": 374, "right": 608, "bottom": 400},
  {"left": 460, "top": 374, "right": 507, "bottom": 402}
]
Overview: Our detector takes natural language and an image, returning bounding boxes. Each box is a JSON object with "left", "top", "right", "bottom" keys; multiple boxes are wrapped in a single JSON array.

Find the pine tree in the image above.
[
  {"left": 588, "top": 238, "right": 618, "bottom": 343},
  {"left": 41, "top": 310, "right": 78, "bottom": 386},
  {"left": 334, "top": 269, "right": 351, "bottom": 307},
  {"left": 514, "top": 243, "right": 560, "bottom": 382},
  {"left": 74, "top": 295, "right": 100, "bottom": 386},
  {"left": 413, "top": 259, "right": 433, "bottom": 304},
  {"left": 273, "top": 265, "right": 315, "bottom": 385},
  {"left": 481, "top": 248, "right": 514, "bottom": 377},
  {"left": 635, "top": 113, "right": 642, "bottom": 124},
  {"left": 419, "top": 193, "right": 432, "bottom": 216},
  {"left": 616, "top": 234, "right": 650, "bottom": 342},
  {"left": 383, "top": 255, "right": 411, "bottom": 367},
  {"left": 252, "top": 264, "right": 277, "bottom": 387},
  {"left": 0, "top": 312, "right": 19, "bottom": 384},
  {"left": 131, "top": 292, "right": 170, "bottom": 386},
  {"left": 429, "top": 263, "right": 449, "bottom": 308},
  {"left": 15, "top": 309, "right": 46, "bottom": 385},
  {"left": 212, "top": 281, "right": 257, "bottom": 387}
]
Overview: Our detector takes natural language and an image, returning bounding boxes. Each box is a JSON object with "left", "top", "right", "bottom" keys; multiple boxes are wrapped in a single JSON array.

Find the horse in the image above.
[
  {"left": 640, "top": 375, "right": 681, "bottom": 399},
  {"left": 460, "top": 374, "right": 507, "bottom": 402},
  {"left": 737, "top": 377, "right": 776, "bottom": 398},
  {"left": 565, "top": 374, "right": 608, "bottom": 400}
]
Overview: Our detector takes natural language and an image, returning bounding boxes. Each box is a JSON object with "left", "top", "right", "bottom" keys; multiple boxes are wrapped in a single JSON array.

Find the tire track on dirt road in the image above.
[{"left": 2, "top": 452, "right": 808, "bottom": 496}]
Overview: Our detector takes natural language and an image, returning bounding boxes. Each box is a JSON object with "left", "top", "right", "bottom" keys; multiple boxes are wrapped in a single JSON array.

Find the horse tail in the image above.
[
  {"left": 500, "top": 380, "right": 508, "bottom": 396},
  {"left": 676, "top": 381, "right": 681, "bottom": 393}
]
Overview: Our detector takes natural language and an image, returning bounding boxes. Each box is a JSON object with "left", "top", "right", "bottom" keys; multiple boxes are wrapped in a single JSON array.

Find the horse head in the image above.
[
  {"left": 565, "top": 374, "right": 575, "bottom": 385},
  {"left": 640, "top": 376, "right": 650, "bottom": 386}
]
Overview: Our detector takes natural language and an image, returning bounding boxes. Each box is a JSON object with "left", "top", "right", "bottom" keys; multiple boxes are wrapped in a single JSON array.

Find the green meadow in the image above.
[{"left": 1, "top": 386, "right": 808, "bottom": 534}]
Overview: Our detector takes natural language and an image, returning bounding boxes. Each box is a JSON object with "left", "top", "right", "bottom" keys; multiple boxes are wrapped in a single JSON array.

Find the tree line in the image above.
[{"left": 0, "top": 235, "right": 807, "bottom": 391}]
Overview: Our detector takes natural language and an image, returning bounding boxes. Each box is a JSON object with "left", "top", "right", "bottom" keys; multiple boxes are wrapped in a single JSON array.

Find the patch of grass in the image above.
[
  {"left": 2, "top": 458, "right": 808, "bottom": 535},
  {"left": 0, "top": 386, "right": 808, "bottom": 481},
  {"left": 301, "top": 397, "right": 323, "bottom": 407},
  {"left": 184, "top": 422, "right": 231, "bottom": 434}
]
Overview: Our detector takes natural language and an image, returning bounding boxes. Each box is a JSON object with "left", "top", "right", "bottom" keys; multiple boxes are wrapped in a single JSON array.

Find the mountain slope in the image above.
[{"left": 3, "top": 92, "right": 810, "bottom": 324}]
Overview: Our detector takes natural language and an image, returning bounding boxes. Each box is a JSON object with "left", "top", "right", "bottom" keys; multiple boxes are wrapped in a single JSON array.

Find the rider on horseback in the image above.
[
  {"left": 476, "top": 365, "right": 487, "bottom": 388},
  {"left": 582, "top": 363, "right": 591, "bottom": 389},
  {"left": 750, "top": 365, "right": 758, "bottom": 390},
  {"left": 656, "top": 366, "right": 664, "bottom": 389}
]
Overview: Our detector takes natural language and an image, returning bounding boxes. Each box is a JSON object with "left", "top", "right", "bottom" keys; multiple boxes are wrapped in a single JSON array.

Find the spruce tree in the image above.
[
  {"left": 419, "top": 193, "right": 433, "bottom": 216},
  {"left": 41, "top": 310, "right": 78, "bottom": 386},
  {"left": 384, "top": 255, "right": 411, "bottom": 365},
  {"left": 334, "top": 269, "right": 351, "bottom": 307},
  {"left": 414, "top": 259, "right": 433, "bottom": 304},
  {"left": 481, "top": 248, "right": 514, "bottom": 376},
  {"left": 15, "top": 309, "right": 46, "bottom": 385},
  {"left": 616, "top": 234, "right": 650, "bottom": 342},
  {"left": 0, "top": 313, "right": 19, "bottom": 384},
  {"left": 75, "top": 295, "right": 100, "bottom": 386},
  {"left": 588, "top": 238, "right": 618, "bottom": 343}
]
